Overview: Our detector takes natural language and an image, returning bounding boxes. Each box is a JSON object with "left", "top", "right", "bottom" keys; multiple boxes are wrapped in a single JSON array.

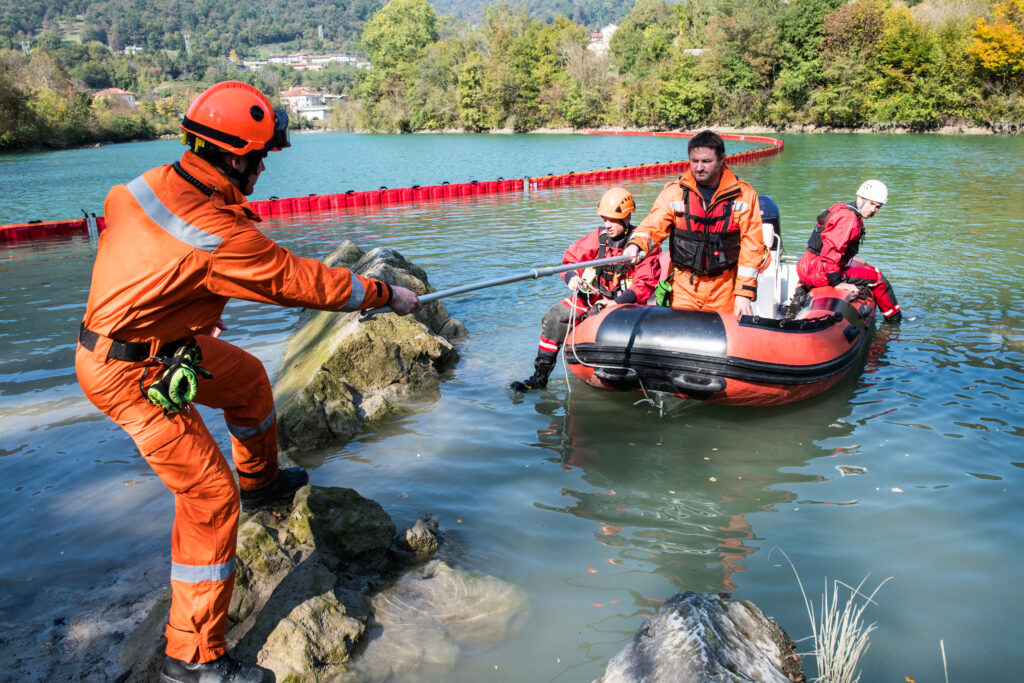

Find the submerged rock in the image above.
[
  {"left": 275, "top": 242, "right": 467, "bottom": 455},
  {"left": 120, "top": 486, "right": 527, "bottom": 682},
  {"left": 597, "top": 591, "right": 805, "bottom": 683},
  {"left": 346, "top": 559, "right": 529, "bottom": 681}
]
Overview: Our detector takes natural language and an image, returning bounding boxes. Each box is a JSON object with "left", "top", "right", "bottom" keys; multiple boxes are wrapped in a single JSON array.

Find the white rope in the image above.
[{"left": 558, "top": 287, "right": 662, "bottom": 410}]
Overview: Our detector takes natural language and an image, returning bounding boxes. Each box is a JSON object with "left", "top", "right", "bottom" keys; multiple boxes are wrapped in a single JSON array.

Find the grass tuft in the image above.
[{"left": 772, "top": 548, "right": 892, "bottom": 683}]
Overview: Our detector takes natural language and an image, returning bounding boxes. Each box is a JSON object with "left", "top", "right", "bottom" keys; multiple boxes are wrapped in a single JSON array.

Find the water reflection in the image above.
[{"left": 527, "top": 334, "right": 898, "bottom": 596}]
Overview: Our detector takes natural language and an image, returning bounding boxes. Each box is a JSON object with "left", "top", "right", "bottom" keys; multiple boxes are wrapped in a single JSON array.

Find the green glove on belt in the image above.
[
  {"left": 146, "top": 341, "right": 213, "bottom": 413},
  {"left": 654, "top": 280, "right": 672, "bottom": 307}
]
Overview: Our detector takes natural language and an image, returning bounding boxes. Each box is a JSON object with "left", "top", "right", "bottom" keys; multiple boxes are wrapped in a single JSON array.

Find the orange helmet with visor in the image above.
[{"left": 180, "top": 81, "right": 290, "bottom": 156}]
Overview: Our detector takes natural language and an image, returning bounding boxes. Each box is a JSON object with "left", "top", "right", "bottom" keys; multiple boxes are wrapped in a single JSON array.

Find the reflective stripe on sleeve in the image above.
[
  {"left": 171, "top": 558, "right": 235, "bottom": 583},
  {"left": 340, "top": 275, "right": 367, "bottom": 312},
  {"left": 226, "top": 409, "right": 275, "bottom": 440},
  {"left": 126, "top": 176, "right": 223, "bottom": 253},
  {"left": 669, "top": 201, "right": 686, "bottom": 212},
  {"left": 737, "top": 266, "right": 759, "bottom": 279}
]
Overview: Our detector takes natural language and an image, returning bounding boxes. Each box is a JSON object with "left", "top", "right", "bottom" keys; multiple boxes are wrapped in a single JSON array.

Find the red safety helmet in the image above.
[{"left": 180, "top": 81, "right": 290, "bottom": 156}]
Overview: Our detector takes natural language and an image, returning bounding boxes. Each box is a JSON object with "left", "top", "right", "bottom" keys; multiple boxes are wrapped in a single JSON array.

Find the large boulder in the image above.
[
  {"left": 597, "top": 591, "right": 805, "bottom": 683},
  {"left": 275, "top": 242, "right": 467, "bottom": 455}
]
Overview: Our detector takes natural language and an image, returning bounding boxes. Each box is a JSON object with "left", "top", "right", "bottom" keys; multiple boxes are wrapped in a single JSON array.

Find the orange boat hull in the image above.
[{"left": 566, "top": 287, "right": 876, "bottom": 406}]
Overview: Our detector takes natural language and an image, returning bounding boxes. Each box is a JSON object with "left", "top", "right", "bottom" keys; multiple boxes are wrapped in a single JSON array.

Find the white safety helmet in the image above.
[{"left": 857, "top": 179, "right": 888, "bottom": 205}]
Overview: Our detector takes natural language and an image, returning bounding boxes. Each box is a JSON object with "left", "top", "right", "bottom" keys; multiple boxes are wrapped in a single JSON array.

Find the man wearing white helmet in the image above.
[{"left": 796, "top": 179, "right": 902, "bottom": 322}]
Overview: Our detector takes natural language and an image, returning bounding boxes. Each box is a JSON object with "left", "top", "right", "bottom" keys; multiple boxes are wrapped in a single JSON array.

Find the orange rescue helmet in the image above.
[
  {"left": 597, "top": 187, "right": 635, "bottom": 220},
  {"left": 181, "top": 81, "right": 290, "bottom": 156}
]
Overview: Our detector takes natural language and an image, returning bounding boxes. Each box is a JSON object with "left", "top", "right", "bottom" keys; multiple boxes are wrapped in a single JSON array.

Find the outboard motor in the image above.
[
  {"left": 759, "top": 195, "right": 781, "bottom": 251},
  {"left": 752, "top": 194, "right": 787, "bottom": 318}
]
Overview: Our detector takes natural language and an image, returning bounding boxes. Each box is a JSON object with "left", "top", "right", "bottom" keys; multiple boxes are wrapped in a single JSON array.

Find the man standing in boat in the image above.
[
  {"left": 795, "top": 179, "right": 902, "bottom": 322},
  {"left": 622, "top": 130, "right": 765, "bottom": 316},
  {"left": 509, "top": 187, "right": 662, "bottom": 392},
  {"left": 75, "top": 81, "right": 420, "bottom": 683}
]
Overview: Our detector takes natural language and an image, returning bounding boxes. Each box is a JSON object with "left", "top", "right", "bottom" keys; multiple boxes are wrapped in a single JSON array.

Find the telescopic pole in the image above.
[{"left": 363, "top": 254, "right": 634, "bottom": 315}]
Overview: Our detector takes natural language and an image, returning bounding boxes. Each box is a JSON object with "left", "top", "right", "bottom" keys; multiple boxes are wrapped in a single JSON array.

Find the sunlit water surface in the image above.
[{"left": 1, "top": 132, "right": 1022, "bottom": 681}]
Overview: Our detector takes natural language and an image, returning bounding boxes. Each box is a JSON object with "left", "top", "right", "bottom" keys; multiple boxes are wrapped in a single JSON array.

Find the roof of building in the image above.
[{"left": 279, "top": 86, "right": 317, "bottom": 97}]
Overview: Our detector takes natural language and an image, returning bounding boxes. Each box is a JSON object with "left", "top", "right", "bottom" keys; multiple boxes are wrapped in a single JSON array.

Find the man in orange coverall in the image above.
[
  {"left": 75, "top": 81, "right": 420, "bottom": 683},
  {"left": 622, "top": 130, "right": 765, "bottom": 316}
]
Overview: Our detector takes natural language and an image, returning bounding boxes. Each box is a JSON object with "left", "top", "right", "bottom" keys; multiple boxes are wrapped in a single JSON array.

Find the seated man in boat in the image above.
[
  {"left": 795, "top": 179, "right": 902, "bottom": 322},
  {"left": 622, "top": 129, "right": 766, "bottom": 317},
  {"left": 509, "top": 187, "right": 662, "bottom": 392}
]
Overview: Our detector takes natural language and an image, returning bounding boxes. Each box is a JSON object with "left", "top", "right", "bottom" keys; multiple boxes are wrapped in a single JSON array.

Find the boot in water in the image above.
[
  {"left": 160, "top": 653, "right": 273, "bottom": 683},
  {"left": 509, "top": 372, "right": 548, "bottom": 393},
  {"left": 240, "top": 466, "right": 308, "bottom": 513},
  {"left": 508, "top": 357, "right": 556, "bottom": 393}
]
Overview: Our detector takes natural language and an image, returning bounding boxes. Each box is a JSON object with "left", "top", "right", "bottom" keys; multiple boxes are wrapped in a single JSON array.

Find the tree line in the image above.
[
  {"left": 350, "top": 0, "right": 1024, "bottom": 133},
  {"left": 2, "top": 0, "right": 1023, "bottom": 151}
]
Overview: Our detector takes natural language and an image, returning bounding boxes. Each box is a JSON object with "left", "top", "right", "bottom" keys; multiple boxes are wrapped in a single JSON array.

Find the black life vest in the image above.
[
  {"left": 807, "top": 202, "right": 863, "bottom": 261},
  {"left": 593, "top": 228, "right": 631, "bottom": 298},
  {"left": 669, "top": 186, "right": 740, "bottom": 276}
]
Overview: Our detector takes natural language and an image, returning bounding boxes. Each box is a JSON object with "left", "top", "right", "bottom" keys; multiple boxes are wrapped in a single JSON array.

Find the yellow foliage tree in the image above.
[{"left": 968, "top": 0, "right": 1024, "bottom": 82}]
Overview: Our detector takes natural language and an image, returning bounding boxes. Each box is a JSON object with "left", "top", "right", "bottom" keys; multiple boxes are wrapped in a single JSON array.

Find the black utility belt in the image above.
[{"left": 78, "top": 323, "right": 187, "bottom": 362}]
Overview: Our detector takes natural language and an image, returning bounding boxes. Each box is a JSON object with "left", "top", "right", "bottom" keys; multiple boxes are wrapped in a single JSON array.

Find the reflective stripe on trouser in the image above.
[
  {"left": 844, "top": 264, "right": 901, "bottom": 319},
  {"left": 539, "top": 297, "right": 594, "bottom": 353},
  {"left": 670, "top": 267, "right": 738, "bottom": 313},
  {"left": 74, "top": 334, "right": 280, "bottom": 664}
]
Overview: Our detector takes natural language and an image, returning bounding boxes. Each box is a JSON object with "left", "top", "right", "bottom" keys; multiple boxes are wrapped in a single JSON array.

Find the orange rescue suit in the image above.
[
  {"left": 628, "top": 165, "right": 764, "bottom": 312},
  {"left": 75, "top": 151, "right": 393, "bottom": 664}
]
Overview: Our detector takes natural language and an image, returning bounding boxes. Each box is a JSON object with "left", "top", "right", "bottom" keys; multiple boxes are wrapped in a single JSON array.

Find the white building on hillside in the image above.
[
  {"left": 279, "top": 86, "right": 330, "bottom": 121},
  {"left": 92, "top": 87, "right": 137, "bottom": 110},
  {"left": 587, "top": 24, "right": 618, "bottom": 54}
]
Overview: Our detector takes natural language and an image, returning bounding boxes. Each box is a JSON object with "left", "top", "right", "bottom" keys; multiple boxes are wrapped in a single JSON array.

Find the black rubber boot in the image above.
[
  {"left": 240, "top": 466, "right": 308, "bottom": 513},
  {"left": 884, "top": 310, "right": 902, "bottom": 324},
  {"left": 160, "top": 653, "right": 274, "bottom": 683},
  {"left": 509, "top": 356, "right": 557, "bottom": 393}
]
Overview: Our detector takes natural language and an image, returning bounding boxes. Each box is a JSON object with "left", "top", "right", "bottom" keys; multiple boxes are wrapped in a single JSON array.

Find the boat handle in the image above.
[
  {"left": 671, "top": 373, "right": 727, "bottom": 393},
  {"left": 594, "top": 367, "right": 639, "bottom": 384}
]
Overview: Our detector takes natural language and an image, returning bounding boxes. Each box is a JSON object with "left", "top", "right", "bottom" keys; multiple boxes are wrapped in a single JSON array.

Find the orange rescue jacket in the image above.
[
  {"left": 82, "top": 151, "right": 392, "bottom": 350},
  {"left": 629, "top": 166, "right": 764, "bottom": 303}
]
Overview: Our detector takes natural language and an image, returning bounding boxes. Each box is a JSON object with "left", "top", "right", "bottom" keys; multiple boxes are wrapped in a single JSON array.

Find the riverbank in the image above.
[
  {"left": 2, "top": 119, "right": 1012, "bottom": 157},
  {"left": 382, "top": 121, "right": 1006, "bottom": 136}
]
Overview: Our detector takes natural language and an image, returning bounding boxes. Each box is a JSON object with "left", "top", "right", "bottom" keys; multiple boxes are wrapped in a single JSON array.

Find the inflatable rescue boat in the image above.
[{"left": 565, "top": 197, "right": 878, "bottom": 406}]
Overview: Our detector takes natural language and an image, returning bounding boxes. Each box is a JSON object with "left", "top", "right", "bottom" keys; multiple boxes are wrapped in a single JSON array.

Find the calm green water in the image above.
[{"left": 1, "top": 132, "right": 1023, "bottom": 681}]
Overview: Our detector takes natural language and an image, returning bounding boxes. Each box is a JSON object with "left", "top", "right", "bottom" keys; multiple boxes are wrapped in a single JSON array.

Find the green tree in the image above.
[
  {"left": 361, "top": 0, "right": 438, "bottom": 71},
  {"left": 808, "top": 0, "right": 889, "bottom": 126},
  {"left": 610, "top": 0, "right": 679, "bottom": 76},
  {"left": 653, "top": 59, "right": 713, "bottom": 127},
  {"left": 457, "top": 52, "right": 487, "bottom": 131},
  {"left": 0, "top": 53, "right": 42, "bottom": 149}
]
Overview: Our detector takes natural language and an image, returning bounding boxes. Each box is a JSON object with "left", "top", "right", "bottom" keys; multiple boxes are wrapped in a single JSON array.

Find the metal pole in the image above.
[{"left": 364, "top": 254, "right": 634, "bottom": 315}]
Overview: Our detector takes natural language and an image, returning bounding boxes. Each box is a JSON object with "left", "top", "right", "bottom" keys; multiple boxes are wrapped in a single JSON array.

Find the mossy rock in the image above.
[{"left": 286, "top": 486, "right": 396, "bottom": 560}]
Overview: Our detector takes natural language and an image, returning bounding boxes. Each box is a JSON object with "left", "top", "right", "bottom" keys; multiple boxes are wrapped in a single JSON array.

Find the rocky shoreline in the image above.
[{"left": 0, "top": 246, "right": 805, "bottom": 682}]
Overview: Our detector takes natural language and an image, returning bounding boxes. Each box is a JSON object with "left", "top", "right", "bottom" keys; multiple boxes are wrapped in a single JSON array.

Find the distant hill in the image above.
[
  {"left": 3, "top": 0, "right": 636, "bottom": 54},
  {"left": 1, "top": 0, "right": 385, "bottom": 54}
]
